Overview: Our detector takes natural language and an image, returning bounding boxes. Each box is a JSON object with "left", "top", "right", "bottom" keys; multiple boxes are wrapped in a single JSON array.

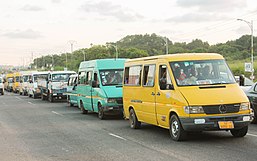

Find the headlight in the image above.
[
  {"left": 240, "top": 102, "right": 250, "bottom": 111},
  {"left": 184, "top": 106, "right": 204, "bottom": 114},
  {"left": 107, "top": 98, "right": 117, "bottom": 103}
]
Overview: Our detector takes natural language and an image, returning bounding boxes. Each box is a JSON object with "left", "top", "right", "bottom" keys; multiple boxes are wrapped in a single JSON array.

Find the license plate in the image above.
[{"left": 218, "top": 121, "right": 234, "bottom": 129}]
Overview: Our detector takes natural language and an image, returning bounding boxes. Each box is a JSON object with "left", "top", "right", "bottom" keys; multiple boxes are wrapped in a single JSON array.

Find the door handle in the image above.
[
  {"left": 151, "top": 92, "right": 155, "bottom": 96},
  {"left": 157, "top": 92, "right": 161, "bottom": 96}
]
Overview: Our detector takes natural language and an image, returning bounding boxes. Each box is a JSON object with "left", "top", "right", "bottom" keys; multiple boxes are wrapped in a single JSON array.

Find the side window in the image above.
[
  {"left": 79, "top": 72, "right": 86, "bottom": 85},
  {"left": 159, "top": 65, "right": 173, "bottom": 90},
  {"left": 143, "top": 65, "right": 155, "bottom": 87},
  {"left": 68, "top": 78, "right": 72, "bottom": 86},
  {"left": 74, "top": 77, "right": 78, "bottom": 85},
  {"left": 86, "top": 71, "right": 92, "bottom": 85},
  {"left": 124, "top": 66, "right": 142, "bottom": 86}
]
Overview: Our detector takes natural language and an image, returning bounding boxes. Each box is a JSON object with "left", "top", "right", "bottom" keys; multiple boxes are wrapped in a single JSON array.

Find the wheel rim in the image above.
[{"left": 171, "top": 120, "right": 179, "bottom": 137}]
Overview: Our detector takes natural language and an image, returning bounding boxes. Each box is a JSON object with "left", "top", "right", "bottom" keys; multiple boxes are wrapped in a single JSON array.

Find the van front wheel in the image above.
[
  {"left": 231, "top": 126, "right": 248, "bottom": 137},
  {"left": 98, "top": 104, "right": 105, "bottom": 120},
  {"left": 129, "top": 109, "right": 141, "bottom": 129},
  {"left": 169, "top": 115, "right": 187, "bottom": 141}
]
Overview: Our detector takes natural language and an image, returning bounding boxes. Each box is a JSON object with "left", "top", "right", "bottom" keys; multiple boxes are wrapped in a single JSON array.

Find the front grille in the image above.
[
  {"left": 209, "top": 116, "right": 241, "bottom": 121},
  {"left": 202, "top": 104, "right": 240, "bottom": 114},
  {"left": 116, "top": 98, "right": 123, "bottom": 104}
]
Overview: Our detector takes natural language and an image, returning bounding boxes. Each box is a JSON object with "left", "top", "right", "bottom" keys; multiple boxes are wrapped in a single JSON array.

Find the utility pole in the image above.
[
  {"left": 67, "top": 40, "right": 77, "bottom": 69},
  {"left": 237, "top": 19, "right": 254, "bottom": 81}
]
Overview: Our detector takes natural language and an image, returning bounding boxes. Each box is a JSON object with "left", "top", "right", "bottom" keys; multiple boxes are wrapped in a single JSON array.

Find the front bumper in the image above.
[
  {"left": 52, "top": 93, "right": 67, "bottom": 99},
  {"left": 180, "top": 115, "right": 251, "bottom": 131},
  {"left": 102, "top": 105, "right": 123, "bottom": 115}
]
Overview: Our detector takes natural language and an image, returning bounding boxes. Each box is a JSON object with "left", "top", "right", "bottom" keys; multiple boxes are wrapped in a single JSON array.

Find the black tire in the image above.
[
  {"left": 80, "top": 101, "right": 88, "bottom": 114},
  {"left": 169, "top": 115, "right": 187, "bottom": 141},
  {"left": 251, "top": 107, "right": 257, "bottom": 124},
  {"left": 33, "top": 92, "right": 37, "bottom": 99},
  {"left": 67, "top": 96, "right": 74, "bottom": 107},
  {"left": 98, "top": 104, "right": 105, "bottom": 120},
  {"left": 231, "top": 126, "right": 248, "bottom": 137},
  {"left": 129, "top": 108, "right": 141, "bottom": 129},
  {"left": 41, "top": 93, "right": 46, "bottom": 100}
]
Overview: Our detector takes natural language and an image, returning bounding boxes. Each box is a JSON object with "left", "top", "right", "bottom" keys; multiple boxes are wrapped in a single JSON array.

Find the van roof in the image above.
[
  {"left": 125, "top": 53, "right": 224, "bottom": 63},
  {"left": 69, "top": 74, "right": 78, "bottom": 78},
  {"left": 79, "top": 58, "right": 126, "bottom": 71},
  {"left": 50, "top": 71, "right": 76, "bottom": 74}
]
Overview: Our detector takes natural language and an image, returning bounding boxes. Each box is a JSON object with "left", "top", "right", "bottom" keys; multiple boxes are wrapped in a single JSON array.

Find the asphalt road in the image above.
[{"left": 1, "top": 92, "right": 257, "bottom": 161}]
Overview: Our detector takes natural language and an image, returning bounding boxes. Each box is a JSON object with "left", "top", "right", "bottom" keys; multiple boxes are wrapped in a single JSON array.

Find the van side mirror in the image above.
[
  {"left": 239, "top": 75, "right": 245, "bottom": 86},
  {"left": 168, "top": 84, "right": 174, "bottom": 90}
]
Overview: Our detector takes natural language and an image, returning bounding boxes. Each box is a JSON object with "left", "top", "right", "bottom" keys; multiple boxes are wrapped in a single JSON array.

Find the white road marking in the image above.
[
  {"left": 51, "top": 111, "right": 64, "bottom": 116},
  {"left": 109, "top": 133, "right": 127, "bottom": 141},
  {"left": 15, "top": 96, "right": 23, "bottom": 101},
  {"left": 247, "top": 133, "right": 257, "bottom": 137},
  {"left": 28, "top": 102, "right": 36, "bottom": 106}
]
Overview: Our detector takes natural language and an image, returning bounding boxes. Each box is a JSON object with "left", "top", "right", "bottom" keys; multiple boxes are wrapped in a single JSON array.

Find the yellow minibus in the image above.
[{"left": 123, "top": 53, "right": 251, "bottom": 141}]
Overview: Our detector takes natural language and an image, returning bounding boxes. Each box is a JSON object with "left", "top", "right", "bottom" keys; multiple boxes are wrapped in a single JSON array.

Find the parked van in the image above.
[
  {"left": 28, "top": 71, "right": 48, "bottom": 98},
  {"left": 0, "top": 77, "right": 4, "bottom": 95},
  {"left": 13, "top": 72, "right": 21, "bottom": 93},
  {"left": 67, "top": 74, "right": 78, "bottom": 107},
  {"left": 123, "top": 53, "right": 251, "bottom": 141},
  {"left": 19, "top": 71, "right": 37, "bottom": 95},
  {"left": 39, "top": 71, "right": 76, "bottom": 102},
  {"left": 5, "top": 73, "right": 14, "bottom": 92},
  {"left": 77, "top": 59, "right": 126, "bottom": 119}
]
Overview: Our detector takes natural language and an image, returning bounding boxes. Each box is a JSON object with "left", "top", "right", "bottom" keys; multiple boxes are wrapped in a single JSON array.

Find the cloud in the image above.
[
  {"left": 2, "top": 29, "right": 43, "bottom": 39},
  {"left": 176, "top": 0, "right": 246, "bottom": 12},
  {"left": 80, "top": 1, "right": 144, "bottom": 22},
  {"left": 166, "top": 13, "right": 230, "bottom": 23},
  {"left": 21, "top": 5, "right": 44, "bottom": 11},
  {"left": 51, "top": 0, "right": 61, "bottom": 3}
]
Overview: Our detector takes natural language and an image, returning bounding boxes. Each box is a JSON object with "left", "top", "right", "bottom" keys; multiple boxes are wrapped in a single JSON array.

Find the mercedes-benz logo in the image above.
[{"left": 219, "top": 105, "right": 227, "bottom": 114}]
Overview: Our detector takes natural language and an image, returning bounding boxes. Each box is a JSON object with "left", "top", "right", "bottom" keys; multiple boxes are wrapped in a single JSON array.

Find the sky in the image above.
[{"left": 0, "top": 0, "right": 257, "bottom": 66}]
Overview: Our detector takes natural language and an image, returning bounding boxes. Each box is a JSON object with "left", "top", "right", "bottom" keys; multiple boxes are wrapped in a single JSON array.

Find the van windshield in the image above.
[
  {"left": 34, "top": 74, "right": 48, "bottom": 82},
  {"left": 170, "top": 59, "right": 236, "bottom": 86},
  {"left": 99, "top": 69, "right": 123, "bottom": 86},
  {"left": 52, "top": 73, "right": 72, "bottom": 82},
  {"left": 8, "top": 78, "right": 13, "bottom": 83},
  {"left": 23, "top": 76, "right": 29, "bottom": 82}
]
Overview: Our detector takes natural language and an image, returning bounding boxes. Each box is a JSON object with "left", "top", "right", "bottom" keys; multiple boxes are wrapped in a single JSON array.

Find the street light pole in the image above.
[
  {"left": 237, "top": 19, "right": 254, "bottom": 81},
  {"left": 107, "top": 43, "right": 118, "bottom": 60},
  {"left": 82, "top": 50, "right": 86, "bottom": 61},
  {"left": 161, "top": 37, "right": 169, "bottom": 54}
]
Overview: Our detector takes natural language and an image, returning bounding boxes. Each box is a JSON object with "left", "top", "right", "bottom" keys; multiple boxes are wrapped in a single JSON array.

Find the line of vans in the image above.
[{"left": 3, "top": 53, "right": 252, "bottom": 141}]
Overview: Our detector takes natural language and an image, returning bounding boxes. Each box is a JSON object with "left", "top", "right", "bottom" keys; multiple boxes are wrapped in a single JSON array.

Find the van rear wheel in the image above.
[
  {"left": 231, "top": 126, "right": 248, "bottom": 137},
  {"left": 80, "top": 101, "right": 88, "bottom": 114},
  {"left": 169, "top": 115, "right": 187, "bottom": 141},
  {"left": 129, "top": 108, "right": 141, "bottom": 129}
]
